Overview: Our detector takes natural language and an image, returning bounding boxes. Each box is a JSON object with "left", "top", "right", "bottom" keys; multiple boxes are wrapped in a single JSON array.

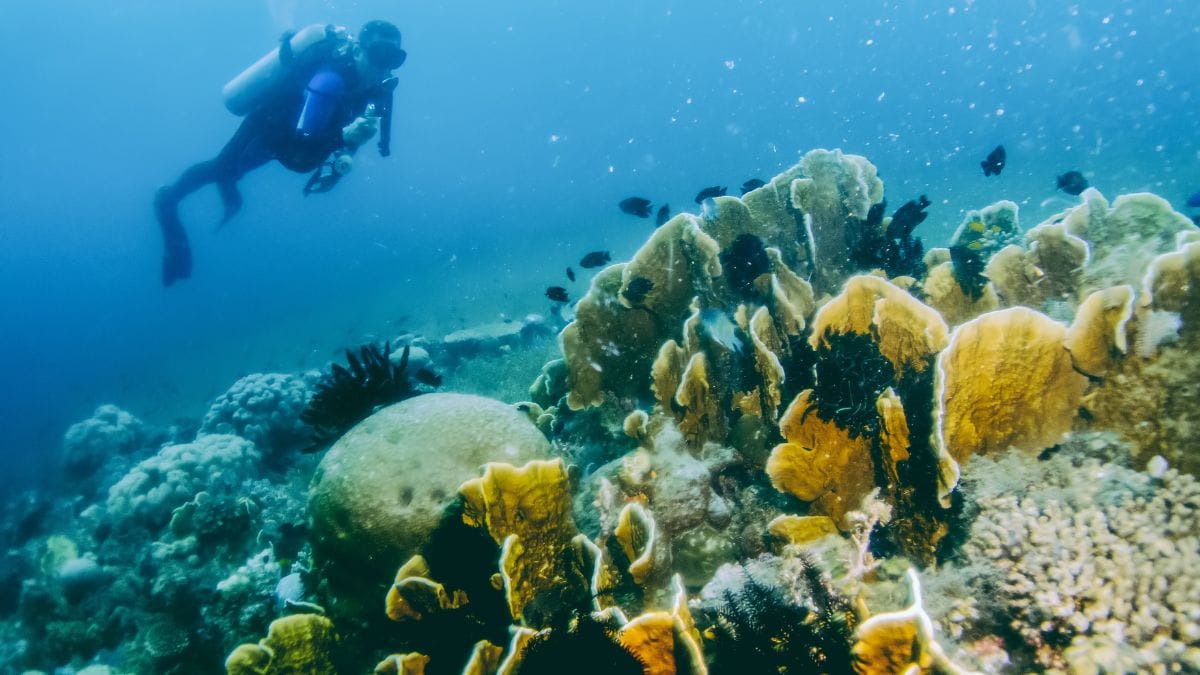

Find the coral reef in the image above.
[
  {"left": 307, "top": 393, "right": 551, "bottom": 616},
  {"left": 301, "top": 342, "right": 427, "bottom": 452},
  {"left": 61, "top": 405, "right": 147, "bottom": 480},
  {"left": 8, "top": 148, "right": 1200, "bottom": 675},
  {"left": 106, "top": 434, "right": 261, "bottom": 529},
  {"left": 940, "top": 442, "right": 1200, "bottom": 671},
  {"left": 201, "top": 372, "right": 315, "bottom": 457}
]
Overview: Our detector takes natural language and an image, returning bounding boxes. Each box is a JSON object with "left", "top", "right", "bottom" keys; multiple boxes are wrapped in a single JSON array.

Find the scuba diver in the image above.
[{"left": 155, "top": 20, "right": 407, "bottom": 286}]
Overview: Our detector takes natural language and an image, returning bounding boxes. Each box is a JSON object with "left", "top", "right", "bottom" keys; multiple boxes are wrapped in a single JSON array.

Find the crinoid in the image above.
[
  {"left": 515, "top": 612, "right": 646, "bottom": 675},
  {"left": 706, "top": 557, "right": 854, "bottom": 674},
  {"left": 301, "top": 341, "right": 423, "bottom": 451},
  {"left": 811, "top": 331, "right": 896, "bottom": 439}
]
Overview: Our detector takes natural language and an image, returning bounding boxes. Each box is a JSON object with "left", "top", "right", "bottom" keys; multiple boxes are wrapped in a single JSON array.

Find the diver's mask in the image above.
[{"left": 365, "top": 40, "right": 406, "bottom": 70}]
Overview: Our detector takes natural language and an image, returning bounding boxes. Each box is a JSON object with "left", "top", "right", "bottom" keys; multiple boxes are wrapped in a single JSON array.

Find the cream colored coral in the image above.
[
  {"left": 921, "top": 261, "right": 1000, "bottom": 327},
  {"left": 790, "top": 149, "right": 884, "bottom": 293},
  {"left": 961, "top": 452, "right": 1200, "bottom": 670},
  {"left": 1026, "top": 221, "right": 1090, "bottom": 301},
  {"left": 1063, "top": 285, "right": 1135, "bottom": 377}
]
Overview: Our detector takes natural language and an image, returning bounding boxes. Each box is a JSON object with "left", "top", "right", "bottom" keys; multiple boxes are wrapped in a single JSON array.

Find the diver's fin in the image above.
[
  {"left": 162, "top": 238, "right": 192, "bottom": 287},
  {"left": 216, "top": 180, "right": 243, "bottom": 228},
  {"left": 155, "top": 187, "right": 193, "bottom": 286}
]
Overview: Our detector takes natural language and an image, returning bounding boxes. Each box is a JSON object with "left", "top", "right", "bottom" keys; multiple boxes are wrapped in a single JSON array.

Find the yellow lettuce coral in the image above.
[
  {"left": 1064, "top": 285, "right": 1135, "bottom": 378},
  {"left": 921, "top": 261, "right": 999, "bottom": 327},
  {"left": 809, "top": 275, "right": 949, "bottom": 378},
  {"left": 767, "top": 390, "right": 875, "bottom": 524},
  {"left": 373, "top": 653, "right": 430, "bottom": 674},
  {"left": 459, "top": 459, "right": 583, "bottom": 625},
  {"left": 935, "top": 307, "right": 1088, "bottom": 460},
  {"left": 385, "top": 554, "right": 468, "bottom": 622},
  {"left": 851, "top": 569, "right": 972, "bottom": 674},
  {"left": 225, "top": 614, "right": 337, "bottom": 675}
]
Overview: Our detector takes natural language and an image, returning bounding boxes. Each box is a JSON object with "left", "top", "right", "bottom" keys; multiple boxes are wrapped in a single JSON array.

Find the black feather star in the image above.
[
  {"left": 705, "top": 559, "right": 854, "bottom": 674},
  {"left": 300, "top": 341, "right": 423, "bottom": 452}
]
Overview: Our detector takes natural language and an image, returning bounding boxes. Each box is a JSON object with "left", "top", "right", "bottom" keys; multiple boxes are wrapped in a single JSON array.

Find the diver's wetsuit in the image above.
[{"left": 156, "top": 29, "right": 395, "bottom": 286}]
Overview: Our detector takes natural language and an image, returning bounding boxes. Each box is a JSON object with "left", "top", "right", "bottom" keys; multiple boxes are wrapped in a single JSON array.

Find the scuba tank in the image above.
[
  {"left": 222, "top": 24, "right": 343, "bottom": 116},
  {"left": 295, "top": 68, "right": 346, "bottom": 136}
]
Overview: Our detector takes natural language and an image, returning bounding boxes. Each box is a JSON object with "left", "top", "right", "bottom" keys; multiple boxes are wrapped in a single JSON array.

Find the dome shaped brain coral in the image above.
[{"left": 307, "top": 393, "right": 551, "bottom": 606}]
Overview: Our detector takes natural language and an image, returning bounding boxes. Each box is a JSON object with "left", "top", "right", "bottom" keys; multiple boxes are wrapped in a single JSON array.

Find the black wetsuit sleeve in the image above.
[{"left": 375, "top": 78, "right": 399, "bottom": 157}]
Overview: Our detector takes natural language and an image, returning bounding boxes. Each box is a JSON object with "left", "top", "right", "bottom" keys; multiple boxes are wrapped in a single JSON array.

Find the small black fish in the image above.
[
  {"left": 566, "top": 267, "right": 576, "bottom": 282},
  {"left": 981, "top": 145, "right": 1006, "bottom": 177},
  {"left": 623, "top": 277, "right": 654, "bottom": 305},
  {"left": 579, "top": 251, "right": 612, "bottom": 268},
  {"left": 546, "top": 286, "right": 569, "bottom": 303},
  {"left": 1056, "top": 171, "right": 1089, "bottom": 196},
  {"left": 694, "top": 185, "right": 727, "bottom": 203},
  {"left": 740, "top": 178, "right": 766, "bottom": 195},
  {"left": 618, "top": 197, "right": 653, "bottom": 218},
  {"left": 656, "top": 204, "right": 670, "bottom": 226}
]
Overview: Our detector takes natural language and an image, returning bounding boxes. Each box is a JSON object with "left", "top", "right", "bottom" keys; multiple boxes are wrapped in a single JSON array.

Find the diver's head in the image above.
[{"left": 357, "top": 20, "right": 406, "bottom": 73}]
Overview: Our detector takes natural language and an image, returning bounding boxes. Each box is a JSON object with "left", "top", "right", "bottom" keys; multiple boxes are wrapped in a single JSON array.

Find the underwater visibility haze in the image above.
[{"left": 0, "top": 0, "right": 1198, "bottom": 672}]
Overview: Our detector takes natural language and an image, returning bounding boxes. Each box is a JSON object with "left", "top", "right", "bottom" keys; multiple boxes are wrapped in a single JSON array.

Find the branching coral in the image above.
[{"left": 949, "top": 446, "right": 1200, "bottom": 671}]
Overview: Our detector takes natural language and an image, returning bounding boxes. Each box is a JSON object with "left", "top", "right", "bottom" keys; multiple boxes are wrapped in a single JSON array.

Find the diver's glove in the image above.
[{"left": 342, "top": 116, "right": 378, "bottom": 150}]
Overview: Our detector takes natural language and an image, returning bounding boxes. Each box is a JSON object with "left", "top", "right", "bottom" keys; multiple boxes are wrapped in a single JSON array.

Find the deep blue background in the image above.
[{"left": 0, "top": 0, "right": 1196, "bottom": 488}]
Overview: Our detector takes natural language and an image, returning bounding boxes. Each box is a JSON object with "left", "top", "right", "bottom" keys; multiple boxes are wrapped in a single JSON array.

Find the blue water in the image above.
[{"left": 0, "top": 0, "right": 1197, "bottom": 489}]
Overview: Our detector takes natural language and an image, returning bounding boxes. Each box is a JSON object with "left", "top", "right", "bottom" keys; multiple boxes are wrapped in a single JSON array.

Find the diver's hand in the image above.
[{"left": 342, "top": 116, "right": 378, "bottom": 150}]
